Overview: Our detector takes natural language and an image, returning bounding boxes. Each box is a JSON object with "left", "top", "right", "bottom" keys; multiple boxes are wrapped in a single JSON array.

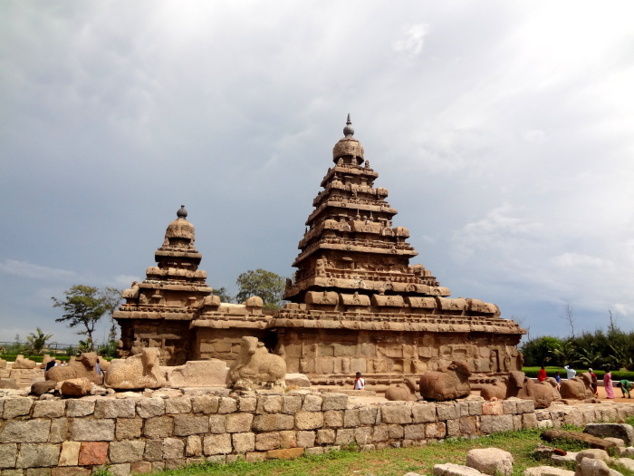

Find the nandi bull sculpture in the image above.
[
  {"left": 228, "top": 336, "right": 286, "bottom": 390},
  {"left": 419, "top": 360, "right": 472, "bottom": 401}
]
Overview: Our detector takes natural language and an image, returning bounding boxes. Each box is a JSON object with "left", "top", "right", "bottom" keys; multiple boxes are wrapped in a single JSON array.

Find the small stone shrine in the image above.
[{"left": 114, "top": 116, "right": 526, "bottom": 385}]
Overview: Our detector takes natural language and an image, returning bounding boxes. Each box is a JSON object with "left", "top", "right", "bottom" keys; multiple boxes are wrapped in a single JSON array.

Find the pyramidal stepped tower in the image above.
[
  {"left": 273, "top": 116, "right": 525, "bottom": 384},
  {"left": 115, "top": 116, "right": 525, "bottom": 386}
]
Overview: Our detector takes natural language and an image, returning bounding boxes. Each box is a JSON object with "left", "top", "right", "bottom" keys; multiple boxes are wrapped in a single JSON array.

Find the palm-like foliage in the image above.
[
  {"left": 548, "top": 339, "right": 579, "bottom": 367},
  {"left": 26, "top": 328, "right": 54, "bottom": 355}
]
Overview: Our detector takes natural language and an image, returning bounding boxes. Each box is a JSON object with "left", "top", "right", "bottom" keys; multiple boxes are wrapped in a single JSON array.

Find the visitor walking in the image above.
[
  {"left": 603, "top": 370, "right": 615, "bottom": 399},
  {"left": 616, "top": 380, "right": 632, "bottom": 398},
  {"left": 564, "top": 365, "right": 576, "bottom": 379},
  {"left": 588, "top": 368, "right": 598, "bottom": 397},
  {"left": 537, "top": 366, "right": 547, "bottom": 382},
  {"left": 353, "top": 372, "right": 365, "bottom": 390}
]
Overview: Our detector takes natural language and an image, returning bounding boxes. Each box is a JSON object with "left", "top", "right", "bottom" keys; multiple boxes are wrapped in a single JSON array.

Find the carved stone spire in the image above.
[{"left": 332, "top": 115, "right": 364, "bottom": 165}]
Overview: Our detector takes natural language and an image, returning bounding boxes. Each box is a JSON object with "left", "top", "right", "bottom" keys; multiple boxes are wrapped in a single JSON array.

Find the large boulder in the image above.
[
  {"left": 61, "top": 377, "right": 92, "bottom": 397},
  {"left": 584, "top": 424, "right": 634, "bottom": 447},
  {"left": 466, "top": 448, "right": 514, "bottom": 476},
  {"left": 31, "top": 380, "right": 57, "bottom": 396}
]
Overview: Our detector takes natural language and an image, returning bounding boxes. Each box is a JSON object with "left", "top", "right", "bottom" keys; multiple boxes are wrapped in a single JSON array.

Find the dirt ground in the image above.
[{"left": 592, "top": 383, "right": 633, "bottom": 403}]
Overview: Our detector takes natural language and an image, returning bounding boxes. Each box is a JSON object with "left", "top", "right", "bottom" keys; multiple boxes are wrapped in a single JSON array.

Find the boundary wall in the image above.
[{"left": 1, "top": 390, "right": 634, "bottom": 475}]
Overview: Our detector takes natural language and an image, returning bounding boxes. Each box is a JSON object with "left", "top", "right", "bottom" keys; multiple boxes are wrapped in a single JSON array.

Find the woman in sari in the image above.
[{"left": 603, "top": 370, "right": 615, "bottom": 399}]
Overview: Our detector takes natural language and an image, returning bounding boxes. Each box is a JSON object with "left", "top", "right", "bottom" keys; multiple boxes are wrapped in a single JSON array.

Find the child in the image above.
[{"left": 353, "top": 372, "right": 365, "bottom": 390}]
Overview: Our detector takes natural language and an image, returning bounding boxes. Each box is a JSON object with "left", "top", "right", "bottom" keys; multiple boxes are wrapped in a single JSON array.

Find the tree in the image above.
[
  {"left": 235, "top": 269, "right": 286, "bottom": 310},
  {"left": 559, "top": 301, "right": 576, "bottom": 337},
  {"left": 520, "top": 336, "right": 563, "bottom": 367},
  {"left": 101, "top": 287, "right": 123, "bottom": 357},
  {"left": 549, "top": 338, "right": 580, "bottom": 367},
  {"left": 212, "top": 287, "right": 234, "bottom": 303},
  {"left": 52, "top": 285, "right": 119, "bottom": 351},
  {"left": 26, "top": 328, "right": 54, "bottom": 355}
]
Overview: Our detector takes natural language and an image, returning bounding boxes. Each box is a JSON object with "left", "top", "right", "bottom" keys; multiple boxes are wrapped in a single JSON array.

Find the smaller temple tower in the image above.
[{"left": 114, "top": 206, "right": 213, "bottom": 364}]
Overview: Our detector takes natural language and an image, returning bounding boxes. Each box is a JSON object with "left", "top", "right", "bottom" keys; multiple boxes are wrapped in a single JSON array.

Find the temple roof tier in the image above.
[
  {"left": 305, "top": 202, "right": 398, "bottom": 226},
  {"left": 292, "top": 243, "right": 417, "bottom": 267},
  {"left": 319, "top": 165, "right": 379, "bottom": 188}
]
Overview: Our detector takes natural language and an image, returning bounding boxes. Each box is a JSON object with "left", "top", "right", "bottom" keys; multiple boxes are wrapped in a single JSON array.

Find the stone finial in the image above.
[
  {"left": 177, "top": 205, "right": 188, "bottom": 219},
  {"left": 343, "top": 114, "right": 354, "bottom": 137},
  {"left": 332, "top": 115, "right": 364, "bottom": 164}
]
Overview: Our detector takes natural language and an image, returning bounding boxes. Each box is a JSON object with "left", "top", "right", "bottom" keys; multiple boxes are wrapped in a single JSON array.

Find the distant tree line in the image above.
[{"left": 521, "top": 315, "right": 634, "bottom": 371}]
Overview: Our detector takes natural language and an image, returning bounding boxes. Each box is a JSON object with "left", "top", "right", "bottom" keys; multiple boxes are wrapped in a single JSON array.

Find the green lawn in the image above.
[{"left": 140, "top": 421, "right": 634, "bottom": 476}]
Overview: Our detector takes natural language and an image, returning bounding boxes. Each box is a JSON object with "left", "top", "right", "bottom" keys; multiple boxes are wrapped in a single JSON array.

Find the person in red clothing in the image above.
[
  {"left": 537, "top": 366, "right": 547, "bottom": 382},
  {"left": 588, "top": 368, "right": 598, "bottom": 397}
]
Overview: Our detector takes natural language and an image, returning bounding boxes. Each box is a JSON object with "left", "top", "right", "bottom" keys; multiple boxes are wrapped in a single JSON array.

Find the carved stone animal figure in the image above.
[
  {"left": 480, "top": 371, "right": 557, "bottom": 408},
  {"left": 228, "top": 336, "right": 286, "bottom": 390},
  {"left": 501, "top": 371, "right": 555, "bottom": 408},
  {"left": 385, "top": 377, "right": 418, "bottom": 401},
  {"left": 419, "top": 361, "right": 471, "bottom": 401},
  {"left": 105, "top": 347, "right": 165, "bottom": 390},
  {"left": 45, "top": 352, "right": 103, "bottom": 385},
  {"left": 480, "top": 376, "right": 512, "bottom": 401},
  {"left": 560, "top": 372, "right": 594, "bottom": 400},
  {"left": 545, "top": 377, "right": 562, "bottom": 400},
  {"left": 13, "top": 355, "right": 36, "bottom": 369}
]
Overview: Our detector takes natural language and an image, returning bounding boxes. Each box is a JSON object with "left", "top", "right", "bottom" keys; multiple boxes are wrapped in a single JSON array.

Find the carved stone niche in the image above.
[
  {"left": 406, "top": 296, "right": 437, "bottom": 310},
  {"left": 339, "top": 293, "right": 371, "bottom": 306},
  {"left": 371, "top": 294, "right": 405, "bottom": 307},
  {"left": 305, "top": 291, "right": 339, "bottom": 306}
]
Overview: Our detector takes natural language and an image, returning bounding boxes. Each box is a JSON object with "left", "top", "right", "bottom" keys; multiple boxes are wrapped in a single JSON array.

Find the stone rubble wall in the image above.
[{"left": 1, "top": 391, "right": 633, "bottom": 476}]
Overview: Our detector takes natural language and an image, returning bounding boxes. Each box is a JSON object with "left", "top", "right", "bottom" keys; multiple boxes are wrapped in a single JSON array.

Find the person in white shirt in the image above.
[
  {"left": 353, "top": 372, "right": 365, "bottom": 390},
  {"left": 564, "top": 365, "right": 576, "bottom": 380}
]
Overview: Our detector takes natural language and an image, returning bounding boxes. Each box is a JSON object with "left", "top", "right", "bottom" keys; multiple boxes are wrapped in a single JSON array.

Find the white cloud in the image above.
[
  {"left": 550, "top": 253, "right": 611, "bottom": 270},
  {"left": 0, "top": 260, "right": 78, "bottom": 282},
  {"left": 392, "top": 23, "right": 429, "bottom": 58},
  {"left": 2, "top": 1, "right": 634, "bottom": 342}
]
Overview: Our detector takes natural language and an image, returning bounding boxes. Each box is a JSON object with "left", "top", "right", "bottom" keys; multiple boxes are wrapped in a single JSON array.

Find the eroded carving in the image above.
[
  {"left": 228, "top": 336, "right": 286, "bottom": 390},
  {"left": 105, "top": 347, "right": 166, "bottom": 390},
  {"left": 419, "top": 361, "right": 471, "bottom": 401}
]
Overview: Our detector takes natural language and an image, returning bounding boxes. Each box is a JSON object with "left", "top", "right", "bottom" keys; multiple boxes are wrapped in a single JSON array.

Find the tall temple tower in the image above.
[
  {"left": 115, "top": 117, "right": 525, "bottom": 385},
  {"left": 273, "top": 116, "right": 525, "bottom": 385},
  {"left": 284, "top": 114, "right": 448, "bottom": 303}
]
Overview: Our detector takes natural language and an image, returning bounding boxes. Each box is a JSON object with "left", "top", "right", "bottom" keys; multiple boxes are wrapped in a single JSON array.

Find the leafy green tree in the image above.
[
  {"left": 235, "top": 269, "right": 286, "bottom": 310},
  {"left": 52, "top": 285, "right": 120, "bottom": 352},
  {"left": 26, "top": 327, "right": 54, "bottom": 355},
  {"left": 549, "top": 338, "right": 580, "bottom": 367},
  {"left": 520, "top": 336, "right": 563, "bottom": 367},
  {"left": 212, "top": 287, "right": 234, "bottom": 303}
]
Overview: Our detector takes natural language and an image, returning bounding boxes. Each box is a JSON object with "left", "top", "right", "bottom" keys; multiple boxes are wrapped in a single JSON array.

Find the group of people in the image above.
[{"left": 537, "top": 365, "right": 631, "bottom": 399}]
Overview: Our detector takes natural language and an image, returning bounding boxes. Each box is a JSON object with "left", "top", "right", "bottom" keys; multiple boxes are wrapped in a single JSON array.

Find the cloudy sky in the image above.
[{"left": 2, "top": 1, "right": 634, "bottom": 346}]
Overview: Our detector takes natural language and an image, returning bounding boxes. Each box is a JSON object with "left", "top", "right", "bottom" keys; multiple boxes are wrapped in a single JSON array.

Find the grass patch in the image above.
[{"left": 150, "top": 426, "right": 634, "bottom": 476}]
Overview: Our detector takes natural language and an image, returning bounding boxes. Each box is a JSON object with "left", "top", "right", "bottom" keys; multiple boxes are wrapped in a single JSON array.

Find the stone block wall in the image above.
[{"left": 1, "top": 391, "right": 633, "bottom": 475}]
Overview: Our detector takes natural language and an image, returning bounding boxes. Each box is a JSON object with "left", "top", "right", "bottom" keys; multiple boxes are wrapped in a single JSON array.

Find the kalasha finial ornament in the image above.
[
  {"left": 177, "top": 205, "right": 188, "bottom": 219},
  {"left": 343, "top": 113, "right": 354, "bottom": 137}
]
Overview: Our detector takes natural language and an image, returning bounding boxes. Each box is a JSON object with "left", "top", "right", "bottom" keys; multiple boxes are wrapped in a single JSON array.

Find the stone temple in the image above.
[{"left": 114, "top": 116, "right": 526, "bottom": 387}]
